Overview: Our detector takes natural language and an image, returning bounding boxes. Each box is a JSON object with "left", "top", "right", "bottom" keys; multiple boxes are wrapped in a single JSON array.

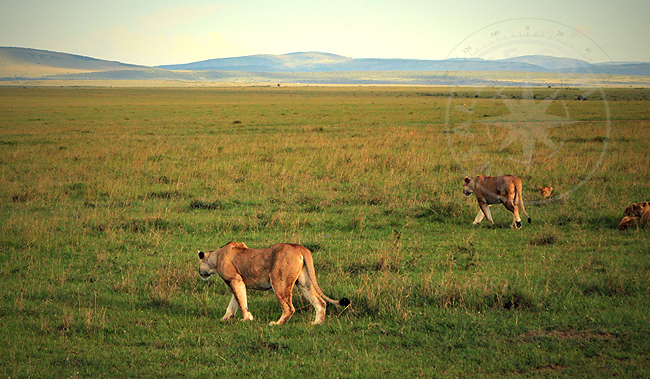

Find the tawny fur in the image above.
[
  {"left": 618, "top": 201, "right": 650, "bottom": 230},
  {"left": 198, "top": 242, "right": 349, "bottom": 325},
  {"left": 538, "top": 186, "right": 553, "bottom": 198},
  {"left": 463, "top": 175, "right": 531, "bottom": 229}
]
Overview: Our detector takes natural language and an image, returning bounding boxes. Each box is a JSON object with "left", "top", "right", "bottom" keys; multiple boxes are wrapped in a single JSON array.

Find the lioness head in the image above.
[
  {"left": 624, "top": 202, "right": 650, "bottom": 217},
  {"left": 198, "top": 241, "right": 248, "bottom": 280},
  {"left": 463, "top": 176, "right": 475, "bottom": 196},
  {"left": 197, "top": 250, "right": 215, "bottom": 281}
]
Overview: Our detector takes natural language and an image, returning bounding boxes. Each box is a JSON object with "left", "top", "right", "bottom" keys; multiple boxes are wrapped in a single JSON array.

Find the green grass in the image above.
[{"left": 1, "top": 86, "right": 649, "bottom": 378}]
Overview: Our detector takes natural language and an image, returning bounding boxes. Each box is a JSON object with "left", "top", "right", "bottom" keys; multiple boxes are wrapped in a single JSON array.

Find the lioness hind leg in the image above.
[
  {"left": 269, "top": 285, "right": 295, "bottom": 326},
  {"left": 513, "top": 207, "right": 522, "bottom": 228},
  {"left": 504, "top": 200, "right": 522, "bottom": 228},
  {"left": 297, "top": 270, "right": 327, "bottom": 325}
]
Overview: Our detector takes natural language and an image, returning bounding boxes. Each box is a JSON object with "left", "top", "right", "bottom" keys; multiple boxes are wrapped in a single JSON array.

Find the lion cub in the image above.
[
  {"left": 198, "top": 242, "right": 350, "bottom": 325},
  {"left": 538, "top": 186, "right": 553, "bottom": 198}
]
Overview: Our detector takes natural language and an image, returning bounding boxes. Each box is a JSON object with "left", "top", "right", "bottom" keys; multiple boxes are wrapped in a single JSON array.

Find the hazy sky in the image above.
[{"left": 1, "top": 0, "right": 648, "bottom": 66}]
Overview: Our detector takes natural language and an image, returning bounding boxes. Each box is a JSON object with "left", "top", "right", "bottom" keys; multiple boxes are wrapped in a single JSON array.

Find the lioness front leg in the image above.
[
  {"left": 472, "top": 209, "right": 484, "bottom": 224},
  {"left": 229, "top": 280, "right": 254, "bottom": 321},
  {"left": 221, "top": 295, "right": 239, "bottom": 321},
  {"left": 474, "top": 203, "right": 493, "bottom": 225}
]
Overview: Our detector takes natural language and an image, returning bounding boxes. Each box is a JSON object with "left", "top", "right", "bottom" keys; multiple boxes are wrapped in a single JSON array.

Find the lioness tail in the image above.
[{"left": 301, "top": 246, "right": 351, "bottom": 307}]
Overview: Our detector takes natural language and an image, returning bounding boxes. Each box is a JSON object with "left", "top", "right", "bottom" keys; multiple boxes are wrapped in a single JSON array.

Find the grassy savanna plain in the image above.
[{"left": 0, "top": 85, "right": 649, "bottom": 378}]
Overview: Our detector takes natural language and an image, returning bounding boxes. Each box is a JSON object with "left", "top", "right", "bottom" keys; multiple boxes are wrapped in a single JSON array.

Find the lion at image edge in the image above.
[{"left": 618, "top": 201, "right": 650, "bottom": 230}]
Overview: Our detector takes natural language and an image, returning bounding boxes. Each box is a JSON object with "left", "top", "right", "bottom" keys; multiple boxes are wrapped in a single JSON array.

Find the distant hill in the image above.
[
  {"left": 499, "top": 55, "right": 650, "bottom": 76},
  {"left": 0, "top": 47, "right": 144, "bottom": 78},
  {"left": 1, "top": 47, "right": 649, "bottom": 85},
  {"left": 158, "top": 52, "right": 547, "bottom": 73},
  {"left": 499, "top": 55, "right": 589, "bottom": 69},
  {"left": 159, "top": 52, "right": 352, "bottom": 72},
  {"left": 158, "top": 52, "right": 650, "bottom": 76}
]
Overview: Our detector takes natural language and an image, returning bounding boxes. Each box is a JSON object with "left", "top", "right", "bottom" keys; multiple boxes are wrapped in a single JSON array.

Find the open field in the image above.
[
  {"left": 1, "top": 86, "right": 649, "bottom": 378},
  {"left": 2, "top": 70, "right": 650, "bottom": 87}
]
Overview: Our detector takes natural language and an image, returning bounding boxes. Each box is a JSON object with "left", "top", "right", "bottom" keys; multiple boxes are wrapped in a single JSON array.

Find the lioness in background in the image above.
[
  {"left": 198, "top": 242, "right": 350, "bottom": 325},
  {"left": 618, "top": 201, "right": 650, "bottom": 230},
  {"left": 463, "top": 175, "right": 531, "bottom": 228}
]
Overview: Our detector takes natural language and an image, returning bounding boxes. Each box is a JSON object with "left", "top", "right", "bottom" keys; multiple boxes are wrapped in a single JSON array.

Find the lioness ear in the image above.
[
  {"left": 464, "top": 177, "right": 471, "bottom": 184},
  {"left": 198, "top": 251, "right": 205, "bottom": 259}
]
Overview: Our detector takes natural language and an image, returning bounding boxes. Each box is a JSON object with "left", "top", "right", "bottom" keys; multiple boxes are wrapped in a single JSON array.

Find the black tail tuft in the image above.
[
  {"left": 528, "top": 217, "right": 532, "bottom": 224},
  {"left": 338, "top": 298, "right": 351, "bottom": 307}
]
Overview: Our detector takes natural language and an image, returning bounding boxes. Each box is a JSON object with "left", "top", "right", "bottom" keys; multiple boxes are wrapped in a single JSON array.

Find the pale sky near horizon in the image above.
[{"left": 1, "top": 0, "right": 648, "bottom": 66}]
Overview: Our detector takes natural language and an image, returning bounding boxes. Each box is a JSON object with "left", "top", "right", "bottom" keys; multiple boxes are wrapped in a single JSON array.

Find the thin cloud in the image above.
[
  {"left": 102, "top": 25, "right": 255, "bottom": 66},
  {"left": 141, "top": 4, "right": 224, "bottom": 30}
]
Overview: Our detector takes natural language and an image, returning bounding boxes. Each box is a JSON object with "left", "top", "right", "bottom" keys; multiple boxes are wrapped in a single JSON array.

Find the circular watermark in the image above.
[{"left": 444, "top": 18, "right": 611, "bottom": 205}]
